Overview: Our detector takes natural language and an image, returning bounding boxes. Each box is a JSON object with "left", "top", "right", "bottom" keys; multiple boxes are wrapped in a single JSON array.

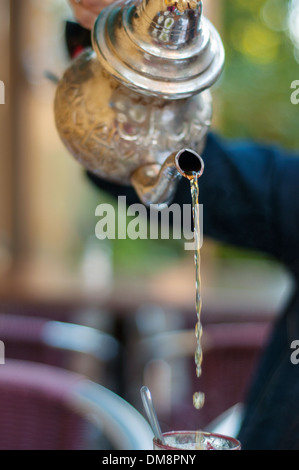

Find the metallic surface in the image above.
[
  {"left": 131, "top": 149, "right": 204, "bottom": 205},
  {"left": 93, "top": 0, "right": 225, "bottom": 99},
  {"left": 54, "top": 49, "right": 212, "bottom": 187},
  {"left": 54, "top": 0, "right": 224, "bottom": 204}
]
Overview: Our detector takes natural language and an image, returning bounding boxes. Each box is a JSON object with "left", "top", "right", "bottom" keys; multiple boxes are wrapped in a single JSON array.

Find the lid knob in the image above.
[{"left": 92, "top": 0, "right": 225, "bottom": 99}]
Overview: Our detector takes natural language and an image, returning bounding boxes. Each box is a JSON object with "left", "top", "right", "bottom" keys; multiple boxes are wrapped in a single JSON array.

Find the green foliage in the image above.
[{"left": 216, "top": 0, "right": 299, "bottom": 149}]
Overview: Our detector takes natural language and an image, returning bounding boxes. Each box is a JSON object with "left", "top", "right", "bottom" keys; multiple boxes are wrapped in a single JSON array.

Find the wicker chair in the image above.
[
  {"left": 0, "top": 359, "right": 153, "bottom": 450},
  {"left": 0, "top": 313, "right": 119, "bottom": 386}
]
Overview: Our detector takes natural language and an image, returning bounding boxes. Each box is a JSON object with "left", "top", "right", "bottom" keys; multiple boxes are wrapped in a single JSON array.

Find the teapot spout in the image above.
[{"left": 131, "top": 149, "right": 204, "bottom": 206}]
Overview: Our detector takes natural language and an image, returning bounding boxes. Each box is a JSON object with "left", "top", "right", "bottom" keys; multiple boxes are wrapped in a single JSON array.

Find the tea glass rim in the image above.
[{"left": 153, "top": 430, "right": 241, "bottom": 450}]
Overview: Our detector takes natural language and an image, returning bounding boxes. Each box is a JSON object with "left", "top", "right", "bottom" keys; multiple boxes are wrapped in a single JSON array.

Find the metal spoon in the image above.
[{"left": 140, "top": 386, "right": 165, "bottom": 445}]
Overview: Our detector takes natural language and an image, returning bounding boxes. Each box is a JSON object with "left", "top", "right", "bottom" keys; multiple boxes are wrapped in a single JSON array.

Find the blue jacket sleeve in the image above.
[{"left": 198, "top": 133, "right": 299, "bottom": 275}]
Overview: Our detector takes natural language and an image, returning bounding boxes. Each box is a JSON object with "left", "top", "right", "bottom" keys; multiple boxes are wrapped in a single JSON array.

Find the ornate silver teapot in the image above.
[{"left": 54, "top": 0, "right": 224, "bottom": 205}]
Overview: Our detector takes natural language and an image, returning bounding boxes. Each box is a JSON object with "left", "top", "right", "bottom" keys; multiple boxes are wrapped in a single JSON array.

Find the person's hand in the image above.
[{"left": 68, "top": 0, "right": 114, "bottom": 30}]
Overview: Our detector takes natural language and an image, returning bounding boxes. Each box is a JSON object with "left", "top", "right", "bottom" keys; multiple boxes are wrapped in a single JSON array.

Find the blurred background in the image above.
[{"left": 0, "top": 0, "right": 298, "bottom": 450}]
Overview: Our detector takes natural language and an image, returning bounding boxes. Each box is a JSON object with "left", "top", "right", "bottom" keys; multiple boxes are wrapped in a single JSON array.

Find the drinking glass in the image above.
[{"left": 153, "top": 431, "right": 241, "bottom": 450}]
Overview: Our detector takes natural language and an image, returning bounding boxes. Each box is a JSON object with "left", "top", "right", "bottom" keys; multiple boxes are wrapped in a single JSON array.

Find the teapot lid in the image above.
[{"left": 92, "top": 0, "right": 225, "bottom": 99}]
